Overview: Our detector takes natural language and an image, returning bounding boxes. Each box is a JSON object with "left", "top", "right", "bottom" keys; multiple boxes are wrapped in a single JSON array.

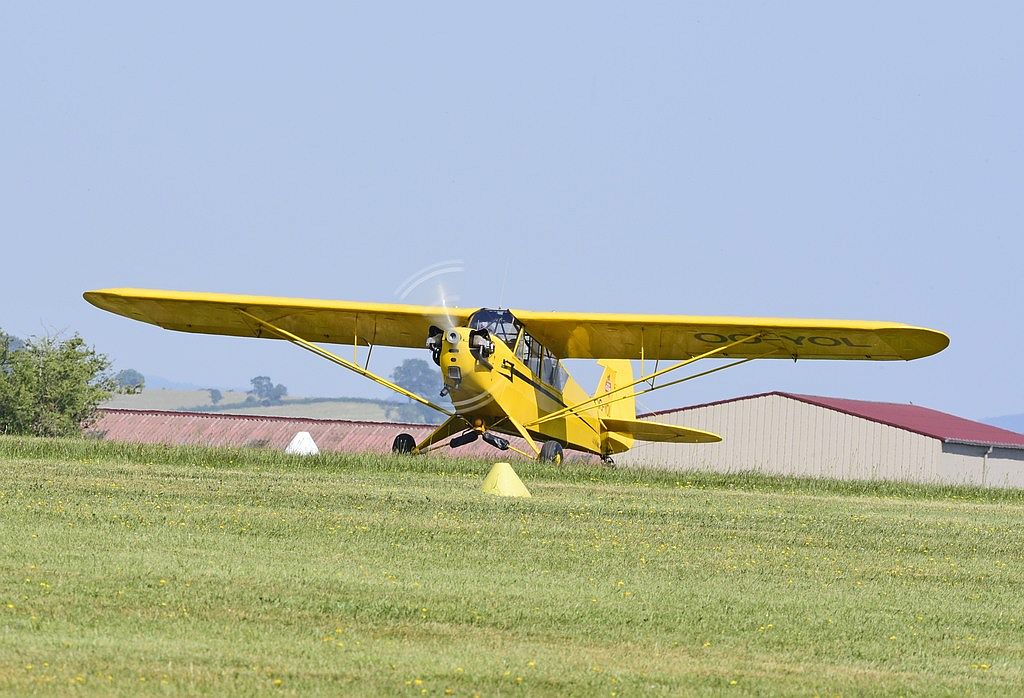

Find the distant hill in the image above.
[
  {"left": 196, "top": 398, "right": 412, "bottom": 421},
  {"left": 101, "top": 389, "right": 442, "bottom": 423},
  {"left": 141, "top": 375, "right": 208, "bottom": 390},
  {"left": 982, "top": 414, "right": 1024, "bottom": 435},
  {"left": 104, "top": 389, "right": 249, "bottom": 411}
]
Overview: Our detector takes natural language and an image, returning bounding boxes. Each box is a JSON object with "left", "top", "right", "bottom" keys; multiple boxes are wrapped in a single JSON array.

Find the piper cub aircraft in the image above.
[{"left": 85, "top": 288, "right": 947, "bottom": 463}]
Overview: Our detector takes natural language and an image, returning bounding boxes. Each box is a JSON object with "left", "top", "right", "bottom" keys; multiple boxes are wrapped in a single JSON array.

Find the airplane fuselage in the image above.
[{"left": 434, "top": 313, "right": 630, "bottom": 456}]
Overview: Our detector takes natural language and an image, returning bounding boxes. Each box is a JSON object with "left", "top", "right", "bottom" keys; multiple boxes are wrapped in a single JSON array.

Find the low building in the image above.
[
  {"left": 88, "top": 408, "right": 566, "bottom": 460},
  {"left": 618, "top": 392, "right": 1024, "bottom": 488}
]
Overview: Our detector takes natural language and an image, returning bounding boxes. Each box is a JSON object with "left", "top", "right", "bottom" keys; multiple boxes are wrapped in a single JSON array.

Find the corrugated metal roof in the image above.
[
  {"left": 88, "top": 408, "right": 592, "bottom": 460},
  {"left": 643, "top": 392, "right": 1024, "bottom": 450}
]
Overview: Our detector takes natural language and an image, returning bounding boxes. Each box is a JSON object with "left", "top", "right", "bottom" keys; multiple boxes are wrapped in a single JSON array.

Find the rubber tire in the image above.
[
  {"left": 392, "top": 433, "right": 416, "bottom": 454},
  {"left": 539, "top": 441, "right": 564, "bottom": 464}
]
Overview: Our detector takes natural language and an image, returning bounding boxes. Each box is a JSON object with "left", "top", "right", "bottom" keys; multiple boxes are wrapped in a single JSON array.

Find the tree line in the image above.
[
  {"left": 0, "top": 324, "right": 449, "bottom": 437},
  {"left": 1, "top": 330, "right": 114, "bottom": 437}
]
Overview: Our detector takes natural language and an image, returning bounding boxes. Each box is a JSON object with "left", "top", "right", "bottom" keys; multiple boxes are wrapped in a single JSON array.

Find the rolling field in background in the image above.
[
  {"left": 198, "top": 399, "right": 398, "bottom": 421},
  {"left": 102, "top": 389, "right": 407, "bottom": 421},
  {"left": 102, "top": 389, "right": 251, "bottom": 411},
  {"left": 2, "top": 437, "right": 1023, "bottom": 695}
]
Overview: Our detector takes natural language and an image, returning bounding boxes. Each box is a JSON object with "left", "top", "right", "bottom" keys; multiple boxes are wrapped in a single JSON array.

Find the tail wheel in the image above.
[
  {"left": 392, "top": 433, "right": 416, "bottom": 454},
  {"left": 539, "top": 441, "right": 563, "bottom": 464}
]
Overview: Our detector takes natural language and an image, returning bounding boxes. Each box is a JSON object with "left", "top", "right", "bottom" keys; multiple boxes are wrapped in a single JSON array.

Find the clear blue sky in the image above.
[{"left": 1, "top": 3, "right": 1020, "bottom": 418}]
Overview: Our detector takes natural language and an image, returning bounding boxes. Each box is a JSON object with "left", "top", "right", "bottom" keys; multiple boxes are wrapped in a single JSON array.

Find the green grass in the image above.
[{"left": 1, "top": 437, "right": 1023, "bottom": 696}]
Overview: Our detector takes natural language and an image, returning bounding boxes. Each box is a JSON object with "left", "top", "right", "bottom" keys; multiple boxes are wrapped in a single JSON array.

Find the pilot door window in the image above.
[
  {"left": 517, "top": 334, "right": 543, "bottom": 377},
  {"left": 543, "top": 348, "right": 569, "bottom": 390},
  {"left": 517, "top": 333, "right": 568, "bottom": 390}
]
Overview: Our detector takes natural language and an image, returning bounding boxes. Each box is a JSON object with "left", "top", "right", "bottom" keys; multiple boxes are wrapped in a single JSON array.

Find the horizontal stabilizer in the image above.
[{"left": 601, "top": 418, "right": 721, "bottom": 444}]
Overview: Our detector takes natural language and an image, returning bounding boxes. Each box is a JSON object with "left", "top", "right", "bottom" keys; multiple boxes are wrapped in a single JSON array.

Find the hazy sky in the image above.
[{"left": 1, "top": 3, "right": 1020, "bottom": 418}]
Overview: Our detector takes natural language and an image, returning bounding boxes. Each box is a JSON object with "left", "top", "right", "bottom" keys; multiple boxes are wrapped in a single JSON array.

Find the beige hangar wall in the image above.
[{"left": 618, "top": 394, "right": 969, "bottom": 485}]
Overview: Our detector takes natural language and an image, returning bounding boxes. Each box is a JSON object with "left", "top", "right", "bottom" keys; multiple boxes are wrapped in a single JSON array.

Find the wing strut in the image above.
[
  {"left": 237, "top": 310, "right": 455, "bottom": 417},
  {"left": 599, "top": 356, "right": 760, "bottom": 418},
  {"left": 494, "top": 415, "right": 542, "bottom": 457},
  {"left": 525, "top": 334, "right": 767, "bottom": 428}
]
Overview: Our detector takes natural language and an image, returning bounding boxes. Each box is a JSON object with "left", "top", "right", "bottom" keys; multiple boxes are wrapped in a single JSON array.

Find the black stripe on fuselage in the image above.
[
  {"left": 496, "top": 361, "right": 603, "bottom": 442},
  {"left": 502, "top": 363, "right": 567, "bottom": 408}
]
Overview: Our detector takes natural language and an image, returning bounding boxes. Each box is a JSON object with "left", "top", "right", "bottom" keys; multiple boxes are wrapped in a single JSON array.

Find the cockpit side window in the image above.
[
  {"left": 515, "top": 326, "right": 568, "bottom": 391},
  {"left": 518, "top": 332, "right": 542, "bottom": 377},
  {"left": 541, "top": 346, "right": 568, "bottom": 390}
]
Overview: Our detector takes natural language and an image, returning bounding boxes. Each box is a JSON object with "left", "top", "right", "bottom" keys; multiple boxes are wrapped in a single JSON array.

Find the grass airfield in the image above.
[{"left": 1, "top": 438, "right": 1023, "bottom": 696}]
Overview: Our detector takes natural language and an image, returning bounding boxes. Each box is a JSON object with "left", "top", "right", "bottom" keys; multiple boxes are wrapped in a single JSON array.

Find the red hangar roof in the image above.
[
  {"left": 642, "top": 392, "right": 1024, "bottom": 450},
  {"left": 88, "top": 408, "right": 599, "bottom": 461}
]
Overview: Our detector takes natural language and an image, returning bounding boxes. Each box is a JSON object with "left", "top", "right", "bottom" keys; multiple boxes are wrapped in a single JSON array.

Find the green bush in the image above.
[{"left": 0, "top": 333, "right": 116, "bottom": 437}]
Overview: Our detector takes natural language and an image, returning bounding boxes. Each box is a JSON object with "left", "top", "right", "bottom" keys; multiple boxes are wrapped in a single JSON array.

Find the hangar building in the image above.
[
  {"left": 89, "top": 408, "right": 594, "bottom": 461},
  {"left": 618, "top": 392, "right": 1024, "bottom": 488}
]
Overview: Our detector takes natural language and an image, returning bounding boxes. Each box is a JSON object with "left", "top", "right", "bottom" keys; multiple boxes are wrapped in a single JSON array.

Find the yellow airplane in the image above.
[{"left": 84, "top": 288, "right": 948, "bottom": 463}]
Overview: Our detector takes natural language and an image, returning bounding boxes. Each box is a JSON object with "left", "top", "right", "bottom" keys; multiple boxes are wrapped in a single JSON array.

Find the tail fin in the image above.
[
  {"left": 595, "top": 359, "right": 635, "bottom": 455},
  {"left": 594, "top": 359, "right": 635, "bottom": 421}
]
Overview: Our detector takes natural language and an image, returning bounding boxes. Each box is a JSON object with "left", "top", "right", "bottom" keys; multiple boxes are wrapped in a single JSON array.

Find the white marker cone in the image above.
[{"left": 285, "top": 431, "right": 320, "bottom": 455}]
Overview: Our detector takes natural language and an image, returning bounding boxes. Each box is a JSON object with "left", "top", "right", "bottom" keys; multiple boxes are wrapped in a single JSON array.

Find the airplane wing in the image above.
[
  {"left": 83, "top": 288, "right": 473, "bottom": 349},
  {"left": 511, "top": 310, "right": 948, "bottom": 361},
  {"left": 85, "top": 288, "right": 948, "bottom": 361}
]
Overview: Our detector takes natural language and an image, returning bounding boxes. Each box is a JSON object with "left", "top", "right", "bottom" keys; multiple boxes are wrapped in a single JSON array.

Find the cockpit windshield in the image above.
[{"left": 468, "top": 308, "right": 521, "bottom": 349}]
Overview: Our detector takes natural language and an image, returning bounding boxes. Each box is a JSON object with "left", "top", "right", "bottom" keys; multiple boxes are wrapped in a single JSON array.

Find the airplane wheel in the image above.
[
  {"left": 539, "top": 441, "right": 563, "bottom": 464},
  {"left": 601, "top": 455, "right": 615, "bottom": 466},
  {"left": 392, "top": 433, "right": 416, "bottom": 454}
]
